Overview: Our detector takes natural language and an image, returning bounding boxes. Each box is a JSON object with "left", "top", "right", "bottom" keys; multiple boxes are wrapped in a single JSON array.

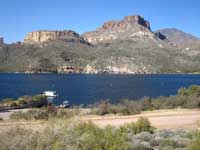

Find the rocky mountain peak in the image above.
[
  {"left": 24, "top": 30, "right": 88, "bottom": 44},
  {"left": 98, "top": 15, "right": 151, "bottom": 31},
  {"left": 83, "top": 15, "right": 159, "bottom": 44},
  {"left": 123, "top": 15, "right": 151, "bottom": 29}
]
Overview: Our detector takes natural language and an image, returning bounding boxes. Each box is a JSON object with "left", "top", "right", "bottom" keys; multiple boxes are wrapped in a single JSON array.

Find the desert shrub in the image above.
[
  {"left": 0, "top": 127, "right": 39, "bottom": 150},
  {"left": 91, "top": 99, "right": 142, "bottom": 115},
  {"left": 0, "top": 98, "right": 14, "bottom": 108},
  {"left": 74, "top": 122, "right": 131, "bottom": 150},
  {"left": 120, "top": 117, "right": 155, "bottom": 134},
  {"left": 9, "top": 101, "right": 18, "bottom": 107},
  {"left": 17, "top": 96, "right": 32, "bottom": 105},
  {"left": 56, "top": 108, "right": 81, "bottom": 118},
  {"left": 160, "top": 139, "right": 180, "bottom": 148},
  {"left": 93, "top": 100, "right": 113, "bottom": 115},
  {"left": 32, "top": 95, "right": 46, "bottom": 102},
  {"left": 188, "top": 131, "right": 200, "bottom": 150},
  {"left": 185, "top": 95, "right": 200, "bottom": 108},
  {"left": 129, "top": 129, "right": 192, "bottom": 150},
  {"left": 10, "top": 109, "right": 49, "bottom": 120},
  {"left": 120, "top": 99, "right": 142, "bottom": 115},
  {"left": 131, "top": 140, "right": 153, "bottom": 150},
  {"left": 0, "top": 120, "right": 80, "bottom": 150},
  {"left": 186, "top": 85, "right": 200, "bottom": 96},
  {"left": 140, "top": 97, "right": 153, "bottom": 111}
]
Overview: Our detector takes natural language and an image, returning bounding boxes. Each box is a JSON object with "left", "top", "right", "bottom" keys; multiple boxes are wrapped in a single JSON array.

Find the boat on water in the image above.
[
  {"left": 43, "top": 91, "right": 58, "bottom": 97},
  {"left": 42, "top": 91, "right": 70, "bottom": 107},
  {"left": 59, "top": 100, "right": 70, "bottom": 108},
  {"left": 43, "top": 91, "right": 58, "bottom": 104}
]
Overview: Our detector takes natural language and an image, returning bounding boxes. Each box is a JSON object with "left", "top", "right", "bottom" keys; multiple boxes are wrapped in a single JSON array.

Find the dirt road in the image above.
[{"left": 82, "top": 109, "right": 200, "bottom": 129}]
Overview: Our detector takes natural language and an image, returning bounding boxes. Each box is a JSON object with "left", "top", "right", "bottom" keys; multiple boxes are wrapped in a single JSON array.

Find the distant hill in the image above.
[
  {"left": 156, "top": 28, "right": 200, "bottom": 46},
  {"left": 0, "top": 15, "right": 200, "bottom": 74}
]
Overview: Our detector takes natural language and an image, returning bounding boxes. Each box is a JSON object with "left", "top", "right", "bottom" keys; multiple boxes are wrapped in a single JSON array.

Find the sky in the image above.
[{"left": 0, "top": 0, "right": 199, "bottom": 43}]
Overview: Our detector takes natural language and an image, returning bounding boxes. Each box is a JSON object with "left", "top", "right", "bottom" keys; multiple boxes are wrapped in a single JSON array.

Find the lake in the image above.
[{"left": 0, "top": 73, "right": 200, "bottom": 105}]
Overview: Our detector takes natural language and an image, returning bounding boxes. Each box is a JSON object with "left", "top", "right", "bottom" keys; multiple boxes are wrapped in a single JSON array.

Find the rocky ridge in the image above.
[
  {"left": 83, "top": 15, "right": 164, "bottom": 44},
  {"left": 24, "top": 30, "right": 89, "bottom": 44}
]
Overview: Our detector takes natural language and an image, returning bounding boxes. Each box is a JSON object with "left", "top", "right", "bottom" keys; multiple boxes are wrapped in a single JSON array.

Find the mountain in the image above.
[
  {"left": 83, "top": 15, "right": 165, "bottom": 44},
  {"left": 156, "top": 28, "right": 200, "bottom": 46},
  {"left": 0, "top": 15, "right": 200, "bottom": 74}
]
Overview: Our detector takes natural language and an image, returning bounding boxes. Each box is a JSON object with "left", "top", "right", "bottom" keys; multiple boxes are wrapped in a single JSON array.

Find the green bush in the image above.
[
  {"left": 120, "top": 117, "right": 155, "bottom": 134},
  {"left": 188, "top": 131, "right": 200, "bottom": 150},
  {"left": 32, "top": 95, "right": 46, "bottom": 102}
]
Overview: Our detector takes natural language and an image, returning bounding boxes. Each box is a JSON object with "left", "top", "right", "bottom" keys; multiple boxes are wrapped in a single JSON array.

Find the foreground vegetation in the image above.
[
  {"left": 91, "top": 85, "right": 200, "bottom": 115},
  {"left": 0, "top": 117, "right": 199, "bottom": 150}
]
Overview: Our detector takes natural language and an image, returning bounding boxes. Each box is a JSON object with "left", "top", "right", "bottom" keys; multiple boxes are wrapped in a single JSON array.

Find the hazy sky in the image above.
[{"left": 0, "top": 0, "right": 199, "bottom": 43}]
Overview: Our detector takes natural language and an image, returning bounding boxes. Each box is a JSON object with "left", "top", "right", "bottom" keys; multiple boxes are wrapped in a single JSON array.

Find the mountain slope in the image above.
[{"left": 156, "top": 28, "right": 200, "bottom": 46}]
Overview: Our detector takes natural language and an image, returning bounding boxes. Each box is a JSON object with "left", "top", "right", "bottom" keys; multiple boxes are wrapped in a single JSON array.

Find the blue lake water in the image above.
[{"left": 0, "top": 73, "right": 200, "bottom": 105}]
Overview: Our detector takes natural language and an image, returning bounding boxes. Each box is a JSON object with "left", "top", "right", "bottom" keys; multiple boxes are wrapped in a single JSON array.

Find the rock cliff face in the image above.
[
  {"left": 83, "top": 15, "right": 162, "bottom": 44},
  {"left": 83, "top": 56, "right": 160, "bottom": 74},
  {"left": 24, "top": 30, "right": 88, "bottom": 44}
]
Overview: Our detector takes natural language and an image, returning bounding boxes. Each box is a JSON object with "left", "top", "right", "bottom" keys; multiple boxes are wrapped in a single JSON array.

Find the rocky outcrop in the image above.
[
  {"left": 57, "top": 65, "right": 83, "bottom": 74},
  {"left": 83, "top": 56, "right": 160, "bottom": 74},
  {"left": 24, "top": 30, "right": 88, "bottom": 44},
  {"left": 83, "top": 15, "right": 162, "bottom": 44},
  {"left": 100, "top": 15, "right": 151, "bottom": 31}
]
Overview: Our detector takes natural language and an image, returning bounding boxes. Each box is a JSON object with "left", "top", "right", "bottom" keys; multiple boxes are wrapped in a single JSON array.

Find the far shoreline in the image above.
[{"left": 0, "top": 72, "right": 200, "bottom": 75}]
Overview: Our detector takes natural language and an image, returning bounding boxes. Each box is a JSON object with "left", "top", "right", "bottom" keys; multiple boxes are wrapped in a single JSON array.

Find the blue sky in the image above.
[{"left": 0, "top": 0, "right": 199, "bottom": 43}]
